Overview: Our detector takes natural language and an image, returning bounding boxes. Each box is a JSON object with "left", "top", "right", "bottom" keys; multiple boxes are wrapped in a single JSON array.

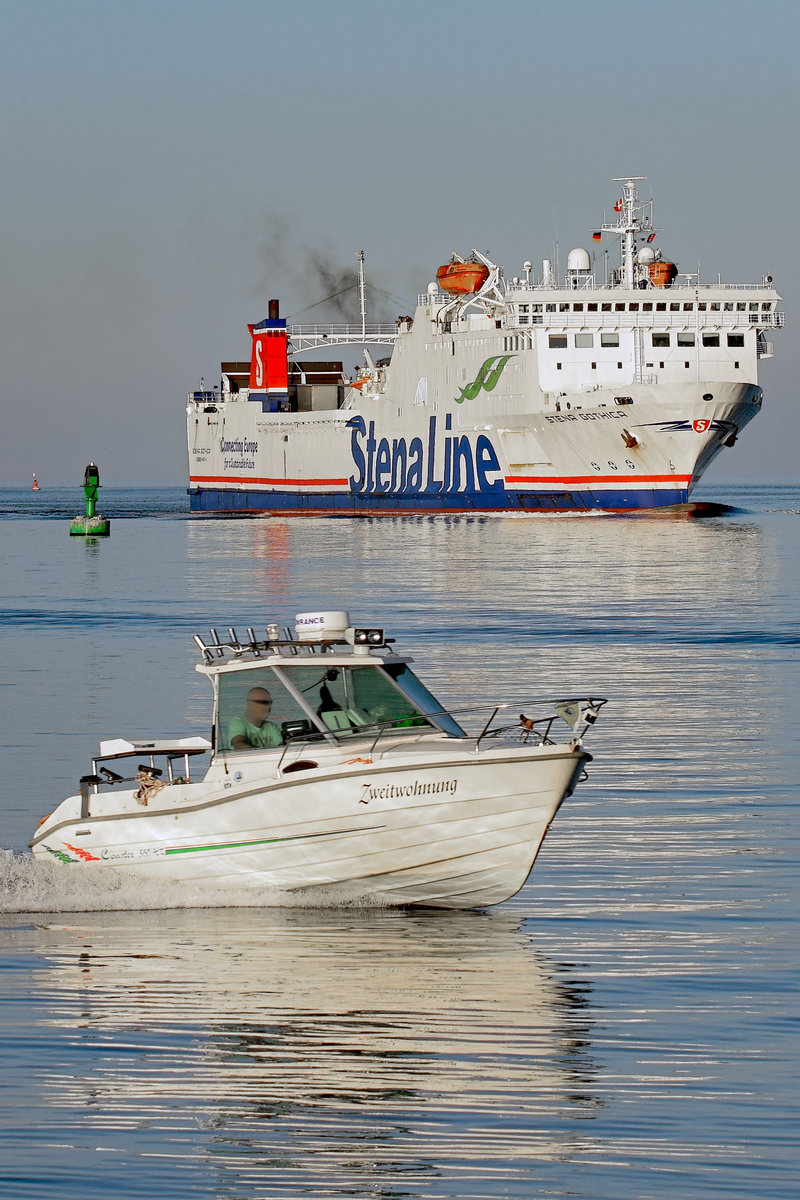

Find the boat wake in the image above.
[{"left": 0, "top": 849, "right": 392, "bottom": 914}]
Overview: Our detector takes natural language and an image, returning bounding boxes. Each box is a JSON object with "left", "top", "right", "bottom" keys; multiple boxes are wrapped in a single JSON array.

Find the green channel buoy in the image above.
[{"left": 70, "top": 462, "right": 111, "bottom": 536}]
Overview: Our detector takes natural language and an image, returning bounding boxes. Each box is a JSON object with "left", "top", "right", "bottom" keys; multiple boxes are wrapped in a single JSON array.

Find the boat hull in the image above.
[{"left": 30, "top": 747, "right": 588, "bottom": 908}]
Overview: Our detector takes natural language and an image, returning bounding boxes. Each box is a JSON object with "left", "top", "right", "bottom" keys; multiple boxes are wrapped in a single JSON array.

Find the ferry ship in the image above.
[{"left": 187, "top": 178, "right": 783, "bottom": 514}]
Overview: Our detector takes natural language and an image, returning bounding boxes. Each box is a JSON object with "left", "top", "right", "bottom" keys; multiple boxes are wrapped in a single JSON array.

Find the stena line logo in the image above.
[
  {"left": 456, "top": 354, "right": 514, "bottom": 403},
  {"left": 347, "top": 415, "right": 504, "bottom": 496}
]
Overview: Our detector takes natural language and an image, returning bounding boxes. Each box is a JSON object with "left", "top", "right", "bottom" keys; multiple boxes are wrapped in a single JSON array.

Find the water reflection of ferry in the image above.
[{"left": 33, "top": 909, "right": 599, "bottom": 1181}]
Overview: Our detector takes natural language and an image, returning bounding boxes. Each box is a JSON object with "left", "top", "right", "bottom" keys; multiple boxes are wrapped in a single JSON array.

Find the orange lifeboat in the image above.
[
  {"left": 649, "top": 260, "right": 678, "bottom": 288},
  {"left": 436, "top": 261, "right": 490, "bottom": 295}
]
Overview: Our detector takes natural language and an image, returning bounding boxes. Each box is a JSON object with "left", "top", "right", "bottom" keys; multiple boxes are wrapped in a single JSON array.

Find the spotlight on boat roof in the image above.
[{"left": 346, "top": 626, "right": 385, "bottom": 648}]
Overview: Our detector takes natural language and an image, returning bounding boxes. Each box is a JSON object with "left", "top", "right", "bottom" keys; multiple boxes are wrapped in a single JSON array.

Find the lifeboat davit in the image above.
[{"left": 436, "top": 261, "right": 490, "bottom": 295}]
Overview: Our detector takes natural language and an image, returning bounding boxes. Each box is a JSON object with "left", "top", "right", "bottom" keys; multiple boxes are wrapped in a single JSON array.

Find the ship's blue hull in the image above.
[{"left": 187, "top": 484, "right": 690, "bottom": 514}]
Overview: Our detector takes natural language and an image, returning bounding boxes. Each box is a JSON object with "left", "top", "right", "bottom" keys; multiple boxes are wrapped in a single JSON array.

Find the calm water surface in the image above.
[{"left": 1, "top": 484, "right": 798, "bottom": 1198}]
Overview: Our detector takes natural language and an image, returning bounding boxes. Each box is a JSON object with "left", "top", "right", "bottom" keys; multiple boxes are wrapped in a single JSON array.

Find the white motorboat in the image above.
[{"left": 30, "top": 611, "right": 606, "bottom": 908}]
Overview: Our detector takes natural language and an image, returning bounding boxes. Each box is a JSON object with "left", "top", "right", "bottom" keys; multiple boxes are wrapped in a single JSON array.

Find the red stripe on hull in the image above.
[
  {"left": 505, "top": 474, "right": 692, "bottom": 486},
  {"left": 190, "top": 475, "right": 349, "bottom": 486}
]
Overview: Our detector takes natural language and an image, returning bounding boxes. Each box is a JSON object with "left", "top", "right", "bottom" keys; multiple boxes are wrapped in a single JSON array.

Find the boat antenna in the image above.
[{"left": 358, "top": 250, "right": 367, "bottom": 341}]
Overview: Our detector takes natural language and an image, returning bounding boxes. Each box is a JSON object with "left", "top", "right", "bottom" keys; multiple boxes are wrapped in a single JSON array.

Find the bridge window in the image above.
[
  {"left": 652, "top": 333, "right": 670, "bottom": 347},
  {"left": 727, "top": 333, "right": 744, "bottom": 347},
  {"left": 549, "top": 335, "right": 568, "bottom": 348},
  {"left": 575, "top": 333, "right": 594, "bottom": 348},
  {"left": 702, "top": 333, "right": 720, "bottom": 347},
  {"left": 601, "top": 333, "right": 619, "bottom": 347}
]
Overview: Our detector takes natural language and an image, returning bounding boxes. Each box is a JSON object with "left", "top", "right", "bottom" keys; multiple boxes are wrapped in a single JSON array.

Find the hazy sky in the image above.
[{"left": 1, "top": 0, "right": 798, "bottom": 485}]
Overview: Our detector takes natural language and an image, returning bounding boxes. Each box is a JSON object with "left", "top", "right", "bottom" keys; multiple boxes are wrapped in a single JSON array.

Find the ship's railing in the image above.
[
  {"left": 508, "top": 310, "right": 784, "bottom": 331},
  {"left": 188, "top": 390, "right": 220, "bottom": 407},
  {"left": 505, "top": 279, "right": 778, "bottom": 294},
  {"left": 288, "top": 323, "right": 399, "bottom": 351}
]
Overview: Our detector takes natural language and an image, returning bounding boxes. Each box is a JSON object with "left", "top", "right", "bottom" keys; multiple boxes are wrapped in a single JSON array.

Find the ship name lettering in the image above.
[
  {"left": 578, "top": 411, "right": 626, "bottom": 422},
  {"left": 360, "top": 777, "right": 458, "bottom": 803},
  {"left": 348, "top": 416, "right": 503, "bottom": 496}
]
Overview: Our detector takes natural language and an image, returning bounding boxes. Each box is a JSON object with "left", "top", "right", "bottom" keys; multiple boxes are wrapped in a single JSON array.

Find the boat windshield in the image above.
[{"left": 217, "top": 661, "right": 463, "bottom": 751}]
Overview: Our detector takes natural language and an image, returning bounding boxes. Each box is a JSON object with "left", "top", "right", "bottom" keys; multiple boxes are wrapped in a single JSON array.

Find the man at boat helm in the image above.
[{"left": 228, "top": 687, "right": 283, "bottom": 750}]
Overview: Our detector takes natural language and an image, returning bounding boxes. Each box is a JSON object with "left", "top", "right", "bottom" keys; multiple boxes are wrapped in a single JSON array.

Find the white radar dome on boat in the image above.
[
  {"left": 295, "top": 610, "right": 350, "bottom": 642},
  {"left": 567, "top": 247, "right": 591, "bottom": 272},
  {"left": 637, "top": 246, "right": 657, "bottom": 265}
]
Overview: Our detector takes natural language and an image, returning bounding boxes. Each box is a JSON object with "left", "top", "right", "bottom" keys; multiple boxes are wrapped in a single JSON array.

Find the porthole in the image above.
[
  {"left": 625, "top": 459, "right": 636, "bottom": 470},
  {"left": 607, "top": 461, "right": 618, "bottom": 471},
  {"left": 590, "top": 461, "right": 601, "bottom": 471}
]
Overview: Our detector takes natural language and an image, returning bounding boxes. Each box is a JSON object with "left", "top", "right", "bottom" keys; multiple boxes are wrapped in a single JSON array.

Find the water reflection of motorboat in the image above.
[
  {"left": 30, "top": 610, "right": 605, "bottom": 908},
  {"left": 32, "top": 909, "right": 599, "bottom": 1165}
]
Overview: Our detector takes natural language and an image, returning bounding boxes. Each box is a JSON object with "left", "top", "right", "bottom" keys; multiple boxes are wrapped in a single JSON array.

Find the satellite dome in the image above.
[
  {"left": 567, "top": 247, "right": 591, "bottom": 272},
  {"left": 637, "top": 246, "right": 657, "bottom": 265}
]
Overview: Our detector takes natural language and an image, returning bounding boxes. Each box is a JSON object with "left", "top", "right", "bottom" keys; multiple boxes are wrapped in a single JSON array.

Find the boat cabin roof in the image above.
[{"left": 196, "top": 648, "right": 407, "bottom": 677}]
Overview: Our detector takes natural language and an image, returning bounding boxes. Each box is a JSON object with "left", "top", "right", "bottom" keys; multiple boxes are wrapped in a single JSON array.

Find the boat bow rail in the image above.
[{"left": 266, "top": 695, "right": 608, "bottom": 772}]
